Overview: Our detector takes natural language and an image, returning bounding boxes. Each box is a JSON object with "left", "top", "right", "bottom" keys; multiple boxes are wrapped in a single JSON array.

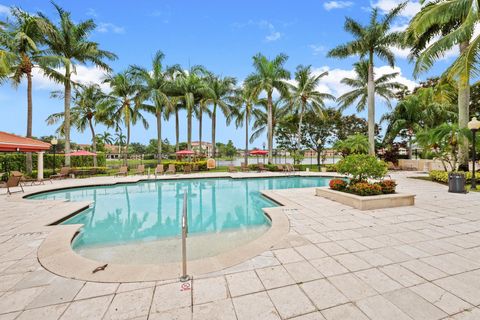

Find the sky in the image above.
[{"left": 0, "top": 0, "right": 458, "bottom": 148}]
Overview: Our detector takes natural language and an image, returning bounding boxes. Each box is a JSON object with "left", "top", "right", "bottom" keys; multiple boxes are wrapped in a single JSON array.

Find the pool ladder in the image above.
[{"left": 180, "top": 191, "right": 190, "bottom": 282}]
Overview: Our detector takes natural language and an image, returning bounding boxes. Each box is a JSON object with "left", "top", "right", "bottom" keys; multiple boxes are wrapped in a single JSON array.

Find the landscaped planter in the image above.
[{"left": 315, "top": 187, "right": 415, "bottom": 210}]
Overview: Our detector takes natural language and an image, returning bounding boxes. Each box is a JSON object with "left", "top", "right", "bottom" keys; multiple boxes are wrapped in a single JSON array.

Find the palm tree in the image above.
[
  {"left": 250, "top": 98, "right": 289, "bottom": 145},
  {"left": 406, "top": 0, "right": 477, "bottom": 169},
  {"left": 228, "top": 85, "right": 260, "bottom": 165},
  {"left": 327, "top": 3, "right": 406, "bottom": 155},
  {"left": 337, "top": 60, "right": 407, "bottom": 112},
  {"left": 103, "top": 71, "right": 149, "bottom": 164},
  {"left": 114, "top": 130, "right": 126, "bottom": 154},
  {"left": 38, "top": 3, "right": 116, "bottom": 166},
  {"left": 6, "top": 8, "right": 62, "bottom": 173},
  {"left": 196, "top": 98, "right": 211, "bottom": 155},
  {"left": 98, "top": 131, "right": 114, "bottom": 145},
  {"left": 289, "top": 65, "right": 335, "bottom": 149},
  {"left": 204, "top": 74, "right": 236, "bottom": 157},
  {"left": 245, "top": 53, "right": 291, "bottom": 163},
  {"left": 164, "top": 96, "right": 183, "bottom": 152},
  {"left": 46, "top": 84, "right": 112, "bottom": 166},
  {"left": 334, "top": 134, "right": 369, "bottom": 156},
  {"left": 129, "top": 51, "right": 176, "bottom": 162}
]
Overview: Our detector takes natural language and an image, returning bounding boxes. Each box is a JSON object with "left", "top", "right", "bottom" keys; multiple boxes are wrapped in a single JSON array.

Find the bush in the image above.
[
  {"left": 325, "top": 164, "right": 337, "bottom": 172},
  {"left": 347, "top": 182, "right": 383, "bottom": 196},
  {"left": 329, "top": 179, "right": 347, "bottom": 191},
  {"left": 0, "top": 153, "right": 106, "bottom": 172},
  {"left": 376, "top": 180, "right": 397, "bottom": 194},
  {"left": 428, "top": 170, "right": 478, "bottom": 184},
  {"left": 336, "top": 154, "right": 388, "bottom": 182},
  {"left": 163, "top": 160, "right": 208, "bottom": 171}
]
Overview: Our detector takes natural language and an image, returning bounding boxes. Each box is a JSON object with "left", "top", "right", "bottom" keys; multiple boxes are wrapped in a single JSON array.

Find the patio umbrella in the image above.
[
  {"left": 250, "top": 150, "right": 268, "bottom": 164},
  {"left": 176, "top": 150, "right": 195, "bottom": 161},
  {"left": 66, "top": 150, "right": 97, "bottom": 167}
]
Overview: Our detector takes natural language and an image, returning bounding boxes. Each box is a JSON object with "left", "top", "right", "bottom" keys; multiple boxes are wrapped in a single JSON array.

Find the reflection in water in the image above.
[{"left": 29, "top": 177, "right": 332, "bottom": 249}]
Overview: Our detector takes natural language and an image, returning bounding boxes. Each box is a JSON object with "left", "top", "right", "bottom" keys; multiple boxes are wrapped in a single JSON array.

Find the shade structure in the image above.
[
  {"left": 250, "top": 150, "right": 268, "bottom": 155},
  {"left": 0, "top": 131, "right": 50, "bottom": 152},
  {"left": 66, "top": 150, "right": 97, "bottom": 156},
  {"left": 176, "top": 150, "right": 195, "bottom": 155}
]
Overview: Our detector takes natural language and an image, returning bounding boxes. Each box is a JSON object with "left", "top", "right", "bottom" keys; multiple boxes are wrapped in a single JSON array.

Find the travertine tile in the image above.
[
  {"left": 17, "top": 303, "right": 69, "bottom": 320},
  {"left": 267, "top": 285, "right": 315, "bottom": 319},
  {"left": 255, "top": 265, "right": 295, "bottom": 289},
  {"left": 225, "top": 271, "right": 264, "bottom": 297},
  {"left": 334, "top": 253, "right": 371, "bottom": 272},
  {"left": 27, "top": 278, "right": 84, "bottom": 308},
  {"left": 357, "top": 295, "right": 411, "bottom": 320},
  {"left": 411, "top": 283, "right": 472, "bottom": 315},
  {"left": 232, "top": 292, "right": 280, "bottom": 320},
  {"left": 328, "top": 273, "right": 376, "bottom": 300},
  {"left": 380, "top": 264, "right": 425, "bottom": 287},
  {"left": 301, "top": 279, "right": 348, "bottom": 310},
  {"left": 321, "top": 303, "right": 369, "bottom": 320},
  {"left": 104, "top": 288, "right": 154, "bottom": 320},
  {"left": 75, "top": 282, "right": 119, "bottom": 300},
  {"left": 295, "top": 244, "right": 326, "bottom": 260},
  {"left": 192, "top": 299, "right": 236, "bottom": 320},
  {"left": 149, "top": 307, "right": 191, "bottom": 320},
  {"left": 0, "top": 287, "right": 45, "bottom": 314},
  {"left": 384, "top": 288, "right": 447, "bottom": 320},
  {"left": 310, "top": 257, "right": 348, "bottom": 277},
  {"left": 193, "top": 277, "right": 227, "bottom": 305},
  {"left": 284, "top": 261, "right": 323, "bottom": 283},
  {"left": 273, "top": 248, "right": 304, "bottom": 264},
  {"left": 60, "top": 295, "right": 112, "bottom": 320}
]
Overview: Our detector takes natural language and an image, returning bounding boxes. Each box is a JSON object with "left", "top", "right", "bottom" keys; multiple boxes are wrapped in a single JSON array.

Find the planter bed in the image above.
[{"left": 315, "top": 187, "right": 415, "bottom": 210}]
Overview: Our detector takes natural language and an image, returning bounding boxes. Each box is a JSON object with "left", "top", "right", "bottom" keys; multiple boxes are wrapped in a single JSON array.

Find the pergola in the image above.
[{"left": 0, "top": 131, "right": 51, "bottom": 180}]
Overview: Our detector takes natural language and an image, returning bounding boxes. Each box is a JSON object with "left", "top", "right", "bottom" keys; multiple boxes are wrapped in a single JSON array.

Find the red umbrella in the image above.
[
  {"left": 250, "top": 150, "right": 268, "bottom": 155},
  {"left": 176, "top": 150, "right": 195, "bottom": 155},
  {"left": 66, "top": 150, "right": 97, "bottom": 156}
]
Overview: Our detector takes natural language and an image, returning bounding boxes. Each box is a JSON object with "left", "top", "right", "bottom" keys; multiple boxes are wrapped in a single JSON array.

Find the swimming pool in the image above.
[{"left": 29, "top": 176, "right": 333, "bottom": 263}]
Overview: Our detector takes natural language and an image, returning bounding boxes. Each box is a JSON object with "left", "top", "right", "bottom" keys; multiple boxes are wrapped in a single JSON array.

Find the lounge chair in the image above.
[
  {"left": 276, "top": 164, "right": 287, "bottom": 172},
  {"left": 114, "top": 166, "right": 128, "bottom": 177},
  {"left": 286, "top": 164, "right": 298, "bottom": 172},
  {"left": 50, "top": 167, "right": 70, "bottom": 179},
  {"left": 192, "top": 164, "right": 199, "bottom": 172},
  {"left": 240, "top": 162, "right": 249, "bottom": 172},
  {"left": 0, "top": 176, "right": 23, "bottom": 195},
  {"left": 258, "top": 163, "right": 268, "bottom": 172},
  {"left": 154, "top": 164, "right": 164, "bottom": 178},
  {"left": 135, "top": 165, "right": 145, "bottom": 175},
  {"left": 166, "top": 164, "right": 176, "bottom": 174},
  {"left": 228, "top": 165, "right": 238, "bottom": 173},
  {"left": 183, "top": 165, "right": 192, "bottom": 174}
]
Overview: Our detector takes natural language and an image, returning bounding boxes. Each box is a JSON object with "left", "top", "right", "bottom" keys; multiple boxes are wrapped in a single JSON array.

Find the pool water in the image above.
[{"left": 29, "top": 176, "right": 333, "bottom": 263}]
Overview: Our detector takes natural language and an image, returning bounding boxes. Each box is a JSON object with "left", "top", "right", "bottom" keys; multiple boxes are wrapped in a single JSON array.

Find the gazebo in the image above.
[{"left": 0, "top": 131, "right": 51, "bottom": 180}]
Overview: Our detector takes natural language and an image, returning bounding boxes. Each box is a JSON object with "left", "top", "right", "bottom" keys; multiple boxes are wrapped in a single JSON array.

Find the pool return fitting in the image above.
[{"left": 180, "top": 191, "right": 190, "bottom": 282}]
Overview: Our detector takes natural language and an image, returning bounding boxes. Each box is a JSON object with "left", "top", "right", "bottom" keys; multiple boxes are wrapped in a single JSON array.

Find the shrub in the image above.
[
  {"left": 329, "top": 179, "right": 347, "bottom": 191},
  {"left": 163, "top": 160, "right": 207, "bottom": 171},
  {"left": 336, "top": 154, "right": 388, "bottom": 182},
  {"left": 428, "top": 170, "right": 478, "bottom": 184},
  {"left": 325, "top": 164, "right": 337, "bottom": 172},
  {"left": 347, "top": 182, "right": 383, "bottom": 196},
  {"left": 376, "top": 180, "right": 397, "bottom": 194}
]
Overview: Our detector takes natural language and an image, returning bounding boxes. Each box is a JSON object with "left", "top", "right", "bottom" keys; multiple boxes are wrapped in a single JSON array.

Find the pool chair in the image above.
[
  {"left": 135, "top": 165, "right": 145, "bottom": 175},
  {"left": 51, "top": 167, "right": 70, "bottom": 179},
  {"left": 257, "top": 163, "right": 268, "bottom": 172},
  {"left": 154, "top": 164, "right": 164, "bottom": 178},
  {"left": 0, "top": 175, "right": 23, "bottom": 195},
  {"left": 114, "top": 166, "right": 128, "bottom": 177},
  {"left": 276, "top": 164, "right": 287, "bottom": 173},
  {"left": 192, "top": 164, "right": 199, "bottom": 172},
  {"left": 166, "top": 164, "right": 176, "bottom": 174},
  {"left": 183, "top": 165, "right": 192, "bottom": 174},
  {"left": 286, "top": 163, "right": 299, "bottom": 172},
  {"left": 241, "top": 162, "right": 249, "bottom": 172},
  {"left": 228, "top": 165, "right": 238, "bottom": 173}
]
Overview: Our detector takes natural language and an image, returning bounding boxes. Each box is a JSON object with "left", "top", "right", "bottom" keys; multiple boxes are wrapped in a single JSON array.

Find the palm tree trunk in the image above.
[
  {"left": 175, "top": 108, "right": 179, "bottom": 152},
  {"left": 64, "top": 67, "right": 72, "bottom": 167},
  {"left": 125, "top": 122, "right": 130, "bottom": 166},
  {"left": 88, "top": 118, "right": 97, "bottom": 167},
  {"left": 212, "top": 103, "right": 216, "bottom": 158},
  {"left": 267, "top": 92, "right": 273, "bottom": 164},
  {"left": 199, "top": 111, "right": 203, "bottom": 155},
  {"left": 408, "top": 133, "right": 413, "bottom": 160},
  {"left": 156, "top": 110, "right": 162, "bottom": 163},
  {"left": 26, "top": 71, "right": 33, "bottom": 174},
  {"left": 458, "top": 41, "right": 470, "bottom": 170},
  {"left": 244, "top": 109, "right": 249, "bottom": 165},
  {"left": 367, "top": 55, "right": 376, "bottom": 156},
  {"left": 187, "top": 105, "right": 192, "bottom": 150},
  {"left": 296, "top": 102, "right": 305, "bottom": 150}
]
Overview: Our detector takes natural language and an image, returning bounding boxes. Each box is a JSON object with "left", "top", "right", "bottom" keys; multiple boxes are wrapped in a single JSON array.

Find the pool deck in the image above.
[{"left": 1, "top": 171, "right": 480, "bottom": 319}]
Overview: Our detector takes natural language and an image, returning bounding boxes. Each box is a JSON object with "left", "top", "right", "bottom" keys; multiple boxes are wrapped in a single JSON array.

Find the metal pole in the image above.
[
  {"left": 472, "top": 129, "right": 477, "bottom": 190},
  {"left": 180, "top": 191, "right": 190, "bottom": 282},
  {"left": 52, "top": 145, "right": 56, "bottom": 175}
]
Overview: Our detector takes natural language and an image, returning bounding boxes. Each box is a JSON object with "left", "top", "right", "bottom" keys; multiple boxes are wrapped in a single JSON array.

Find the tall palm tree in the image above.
[
  {"left": 103, "top": 71, "right": 149, "bottom": 164},
  {"left": 114, "top": 130, "right": 126, "bottom": 154},
  {"left": 289, "top": 65, "right": 335, "bottom": 149},
  {"left": 228, "top": 85, "right": 259, "bottom": 165},
  {"left": 46, "top": 84, "right": 112, "bottom": 166},
  {"left": 129, "top": 51, "right": 177, "bottom": 162},
  {"left": 327, "top": 3, "right": 406, "bottom": 155},
  {"left": 245, "top": 53, "right": 291, "bottom": 163},
  {"left": 6, "top": 8, "right": 63, "bottom": 174},
  {"left": 98, "top": 131, "right": 114, "bottom": 145},
  {"left": 250, "top": 98, "right": 289, "bottom": 145},
  {"left": 204, "top": 74, "right": 236, "bottom": 157},
  {"left": 337, "top": 60, "right": 407, "bottom": 112},
  {"left": 38, "top": 3, "right": 117, "bottom": 166},
  {"left": 196, "top": 98, "right": 211, "bottom": 155},
  {"left": 406, "top": 0, "right": 477, "bottom": 169},
  {"left": 164, "top": 96, "right": 183, "bottom": 152}
]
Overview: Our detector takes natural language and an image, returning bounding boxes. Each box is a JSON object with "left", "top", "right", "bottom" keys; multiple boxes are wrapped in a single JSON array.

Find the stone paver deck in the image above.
[{"left": 1, "top": 171, "right": 480, "bottom": 319}]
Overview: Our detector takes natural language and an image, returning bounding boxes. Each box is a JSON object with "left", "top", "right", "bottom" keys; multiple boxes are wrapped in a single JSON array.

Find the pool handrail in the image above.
[{"left": 180, "top": 191, "right": 190, "bottom": 282}]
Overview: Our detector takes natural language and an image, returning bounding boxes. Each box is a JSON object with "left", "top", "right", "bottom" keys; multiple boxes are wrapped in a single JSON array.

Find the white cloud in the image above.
[
  {"left": 0, "top": 4, "right": 10, "bottom": 16},
  {"left": 309, "top": 44, "right": 325, "bottom": 55},
  {"left": 86, "top": 8, "right": 98, "bottom": 17},
  {"left": 372, "top": 0, "right": 422, "bottom": 18},
  {"left": 31, "top": 65, "right": 110, "bottom": 92},
  {"left": 266, "top": 31, "right": 281, "bottom": 42},
  {"left": 97, "top": 23, "right": 125, "bottom": 34},
  {"left": 324, "top": 1, "right": 354, "bottom": 11},
  {"left": 233, "top": 20, "right": 282, "bottom": 42}
]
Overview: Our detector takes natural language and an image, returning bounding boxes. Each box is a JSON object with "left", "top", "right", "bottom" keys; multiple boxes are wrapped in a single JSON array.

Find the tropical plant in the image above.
[
  {"left": 6, "top": 8, "right": 63, "bottom": 173},
  {"left": 337, "top": 60, "right": 407, "bottom": 112},
  {"left": 245, "top": 53, "right": 291, "bottom": 163},
  {"left": 203, "top": 74, "right": 236, "bottom": 157},
  {"left": 38, "top": 3, "right": 116, "bottom": 166},
  {"left": 336, "top": 154, "right": 388, "bottom": 182},
  {"left": 129, "top": 50, "right": 177, "bottom": 162},
  {"left": 250, "top": 98, "right": 289, "bottom": 146},
  {"left": 327, "top": 3, "right": 406, "bottom": 155},
  {"left": 103, "top": 71, "right": 149, "bottom": 163},
  {"left": 98, "top": 131, "right": 114, "bottom": 145},
  {"left": 46, "top": 84, "right": 112, "bottom": 166},
  {"left": 164, "top": 96, "right": 183, "bottom": 151},
  {"left": 289, "top": 65, "right": 335, "bottom": 148},
  {"left": 114, "top": 130, "right": 126, "bottom": 154},
  {"left": 406, "top": 0, "right": 477, "bottom": 169},
  {"left": 334, "top": 134, "right": 369, "bottom": 156}
]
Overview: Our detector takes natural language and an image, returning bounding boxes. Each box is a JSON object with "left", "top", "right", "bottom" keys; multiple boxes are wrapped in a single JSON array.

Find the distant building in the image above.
[{"left": 191, "top": 141, "right": 213, "bottom": 157}]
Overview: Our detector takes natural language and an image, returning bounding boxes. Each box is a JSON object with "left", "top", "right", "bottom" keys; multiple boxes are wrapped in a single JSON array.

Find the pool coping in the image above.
[{"left": 21, "top": 172, "right": 341, "bottom": 282}]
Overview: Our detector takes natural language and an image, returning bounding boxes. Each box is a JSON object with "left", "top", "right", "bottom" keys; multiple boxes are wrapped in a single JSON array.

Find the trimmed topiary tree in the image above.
[{"left": 336, "top": 154, "right": 388, "bottom": 182}]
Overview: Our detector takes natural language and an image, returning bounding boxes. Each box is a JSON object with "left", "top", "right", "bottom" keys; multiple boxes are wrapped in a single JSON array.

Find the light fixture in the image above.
[
  {"left": 468, "top": 117, "right": 480, "bottom": 190},
  {"left": 51, "top": 137, "right": 58, "bottom": 146}
]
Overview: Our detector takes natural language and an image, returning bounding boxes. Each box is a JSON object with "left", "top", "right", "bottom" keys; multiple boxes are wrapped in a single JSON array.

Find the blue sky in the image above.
[{"left": 0, "top": 0, "right": 456, "bottom": 148}]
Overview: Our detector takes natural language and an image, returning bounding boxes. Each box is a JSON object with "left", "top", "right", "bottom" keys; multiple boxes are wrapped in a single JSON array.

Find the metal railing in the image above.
[{"left": 180, "top": 191, "right": 190, "bottom": 282}]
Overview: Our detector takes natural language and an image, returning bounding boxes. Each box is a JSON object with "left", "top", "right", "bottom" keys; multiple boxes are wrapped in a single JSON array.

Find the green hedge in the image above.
[
  {"left": 428, "top": 170, "right": 478, "bottom": 184},
  {"left": 0, "top": 153, "right": 106, "bottom": 172}
]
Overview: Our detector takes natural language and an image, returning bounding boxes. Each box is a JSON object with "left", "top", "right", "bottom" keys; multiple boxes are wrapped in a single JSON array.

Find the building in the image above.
[{"left": 190, "top": 141, "right": 213, "bottom": 157}]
